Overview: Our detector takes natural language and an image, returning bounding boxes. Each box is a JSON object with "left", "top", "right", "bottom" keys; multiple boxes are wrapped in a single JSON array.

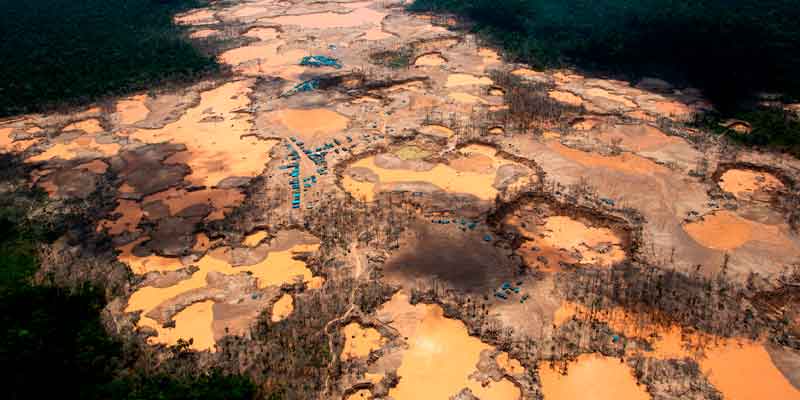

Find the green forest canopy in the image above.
[
  {"left": 0, "top": 0, "right": 219, "bottom": 117},
  {"left": 409, "top": 0, "right": 800, "bottom": 111}
]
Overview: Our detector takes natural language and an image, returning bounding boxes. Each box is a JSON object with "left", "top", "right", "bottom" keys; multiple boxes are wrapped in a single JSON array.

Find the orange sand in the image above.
[
  {"left": 266, "top": 8, "right": 386, "bottom": 29},
  {"left": 538, "top": 354, "right": 650, "bottom": 400},
  {"left": 63, "top": 118, "right": 103, "bottom": 134},
  {"left": 143, "top": 187, "right": 245, "bottom": 221},
  {"left": 0, "top": 127, "right": 38, "bottom": 152},
  {"left": 342, "top": 144, "right": 521, "bottom": 201},
  {"left": 414, "top": 53, "right": 446, "bottom": 67},
  {"left": 126, "top": 241, "right": 319, "bottom": 349},
  {"left": 448, "top": 92, "right": 488, "bottom": 104},
  {"left": 97, "top": 199, "right": 144, "bottom": 235},
  {"left": 117, "top": 237, "right": 184, "bottom": 274},
  {"left": 445, "top": 73, "right": 493, "bottom": 87},
  {"left": 190, "top": 29, "right": 219, "bottom": 39},
  {"left": 263, "top": 108, "right": 349, "bottom": 140},
  {"left": 497, "top": 352, "right": 526, "bottom": 375},
  {"left": 148, "top": 300, "right": 216, "bottom": 351},
  {"left": 719, "top": 169, "right": 784, "bottom": 199},
  {"left": 584, "top": 88, "right": 637, "bottom": 109},
  {"left": 129, "top": 80, "right": 279, "bottom": 186},
  {"left": 549, "top": 142, "right": 668, "bottom": 176},
  {"left": 549, "top": 91, "right": 583, "bottom": 107},
  {"left": 360, "top": 27, "right": 393, "bottom": 40},
  {"left": 27, "top": 135, "right": 120, "bottom": 162},
  {"left": 76, "top": 159, "right": 108, "bottom": 174},
  {"left": 700, "top": 341, "right": 800, "bottom": 400},
  {"left": 341, "top": 322, "right": 385, "bottom": 360},
  {"left": 271, "top": 294, "right": 294, "bottom": 322},
  {"left": 244, "top": 231, "right": 268, "bottom": 247},
  {"left": 682, "top": 211, "right": 789, "bottom": 251},
  {"left": 507, "top": 215, "right": 626, "bottom": 270},
  {"left": 418, "top": 124, "right": 454, "bottom": 138},
  {"left": 244, "top": 27, "right": 279, "bottom": 41},
  {"left": 381, "top": 293, "right": 521, "bottom": 400},
  {"left": 116, "top": 95, "right": 149, "bottom": 125}
]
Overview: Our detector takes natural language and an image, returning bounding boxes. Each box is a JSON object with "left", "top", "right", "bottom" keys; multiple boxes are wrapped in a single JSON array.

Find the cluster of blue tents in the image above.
[{"left": 494, "top": 281, "right": 529, "bottom": 303}]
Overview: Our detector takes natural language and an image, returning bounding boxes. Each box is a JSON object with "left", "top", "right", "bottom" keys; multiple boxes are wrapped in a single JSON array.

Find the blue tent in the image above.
[{"left": 299, "top": 55, "right": 342, "bottom": 69}]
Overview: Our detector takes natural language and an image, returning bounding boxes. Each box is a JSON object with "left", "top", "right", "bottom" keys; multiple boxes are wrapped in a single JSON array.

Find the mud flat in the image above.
[
  {"left": 682, "top": 210, "right": 797, "bottom": 252},
  {"left": 377, "top": 293, "right": 521, "bottom": 400},
  {"left": 125, "top": 231, "right": 320, "bottom": 351},
  {"left": 718, "top": 168, "right": 785, "bottom": 201},
  {"left": 539, "top": 354, "right": 650, "bottom": 400},
  {"left": 341, "top": 322, "right": 385, "bottom": 360},
  {"left": 497, "top": 197, "right": 632, "bottom": 271},
  {"left": 341, "top": 144, "right": 531, "bottom": 202}
]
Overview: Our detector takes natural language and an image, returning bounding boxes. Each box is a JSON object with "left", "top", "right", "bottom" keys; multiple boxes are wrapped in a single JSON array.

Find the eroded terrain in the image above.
[{"left": 3, "top": 0, "right": 800, "bottom": 399}]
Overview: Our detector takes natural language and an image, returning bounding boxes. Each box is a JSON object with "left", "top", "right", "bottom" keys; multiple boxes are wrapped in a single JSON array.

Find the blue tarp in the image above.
[
  {"left": 299, "top": 55, "right": 342, "bottom": 69},
  {"left": 280, "top": 79, "right": 320, "bottom": 97}
]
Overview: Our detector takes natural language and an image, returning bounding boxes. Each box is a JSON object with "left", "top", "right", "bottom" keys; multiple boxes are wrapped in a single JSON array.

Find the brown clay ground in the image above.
[{"left": 3, "top": 0, "right": 800, "bottom": 398}]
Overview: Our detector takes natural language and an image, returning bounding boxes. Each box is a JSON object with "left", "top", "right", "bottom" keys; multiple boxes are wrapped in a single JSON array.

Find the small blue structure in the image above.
[
  {"left": 483, "top": 234, "right": 492, "bottom": 242},
  {"left": 600, "top": 197, "right": 616, "bottom": 207},
  {"left": 299, "top": 55, "right": 342, "bottom": 69},
  {"left": 280, "top": 79, "right": 320, "bottom": 97}
]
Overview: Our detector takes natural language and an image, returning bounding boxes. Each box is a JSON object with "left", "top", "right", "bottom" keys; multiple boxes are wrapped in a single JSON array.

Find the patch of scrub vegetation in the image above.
[
  {"left": 0, "top": 0, "right": 220, "bottom": 117},
  {"left": 408, "top": 0, "right": 800, "bottom": 111},
  {"left": 0, "top": 185, "right": 255, "bottom": 399},
  {"left": 394, "top": 145, "right": 432, "bottom": 160},
  {"left": 370, "top": 48, "right": 414, "bottom": 69},
  {"left": 696, "top": 107, "right": 800, "bottom": 159}
]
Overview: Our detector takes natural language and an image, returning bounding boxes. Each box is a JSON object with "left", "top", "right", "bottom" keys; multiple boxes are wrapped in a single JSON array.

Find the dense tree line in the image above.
[
  {"left": 0, "top": 0, "right": 220, "bottom": 117},
  {"left": 0, "top": 181, "right": 256, "bottom": 399},
  {"left": 410, "top": 0, "right": 800, "bottom": 156}
]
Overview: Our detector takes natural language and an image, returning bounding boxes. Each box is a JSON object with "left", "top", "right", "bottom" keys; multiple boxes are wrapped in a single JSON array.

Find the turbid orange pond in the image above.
[
  {"left": 342, "top": 144, "right": 527, "bottom": 202},
  {"left": 380, "top": 293, "right": 521, "bottom": 400},
  {"left": 538, "top": 354, "right": 650, "bottom": 400}
]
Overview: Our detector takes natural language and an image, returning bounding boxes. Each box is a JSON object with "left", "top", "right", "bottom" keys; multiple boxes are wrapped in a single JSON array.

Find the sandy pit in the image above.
[
  {"left": 271, "top": 294, "right": 294, "bottom": 322},
  {"left": 342, "top": 144, "right": 525, "bottom": 202},
  {"left": 418, "top": 124, "right": 454, "bottom": 138},
  {"left": 538, "top": 354, "right": 650, "bottom": 400},
  {"left": 190, "top": 29, "right": 219, "bottom": 39},
  {"left": 445, "top": 73, "right": 493, "bottom": 88},
  {"left": 414, "top": 53, "right": 446, "bottom": 67},
  {"left": 360, "top": 27, "right": 393, "bottom": 40},
  {"left": 448, "top": 92, "right": 488, "bottom": 105},
  {"left": 125, "top": 239, "right": 320, "bottom": 350},
  {"left": 700, "top": 341, "right": 800, "bottom": 400},
  {"left": 548, "top": 142, "right": 668, "bottom": 176},
  {"left": 553, "top": 301, "right": 695, "bottom": 360},
  {"left": 265, "top": 8, "right": 386, "bottom": 29},
  {"left": 496, "top": 352, "right": 525, "bottom": 375},
  {"left": 505, "top": 212, "right": 626, "bottom": 271},
  {"left": 0, "top": 127, "right": 38, "bottom": 152},
  {"left": 340, "top": 322, "right": 385, "bottom": 360},
  {"left": 244, "top": 231, "right": 269, "bottom": 247},
  {"left": 719, "top": 169, "right": 784, "bottom": 200},
  {"left": 174, "top": 9, "right": 216, "bottom": 25},
  {"left": 97, "top": 199, "right": 144, "bottom": 235},
  {"left": 143, "top": 187, "right": 245, "bottom": 221},
  {"left": 63, "top": 118, "right": 104, "bottom": 134},
  {"left": 148, "top": 300, "right": 216, "bottom": 351},
  {"left": 682, "top": 210, "right": 796, "bottom": 251},
  {"left": 262, "top": 108, "right": 349, "bottom": 140},
  {"left": 116, "top": 95, "right": 149, "bottom": 125},
  {"left": 548, "top": 90, "right": 583, "bottom": 107},
  {"left": 27, "top": 135, "right": 120, "bottom": 162},
  {"left": 116, "top": 237, "right": 188, "bottom": 274},
  {"left": 244, "top": 27, "right": 279, "bottom": 41},
  {"left": 379, "top": 293, "right": 521, "bottom": 400},
  {"left": 129, "top": 80, "right": 279, "bottom": 187}
]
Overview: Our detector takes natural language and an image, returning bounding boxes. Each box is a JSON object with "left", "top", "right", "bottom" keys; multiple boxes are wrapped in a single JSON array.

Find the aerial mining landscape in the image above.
[{"left": 1, "top": 0, "right": 799, "bottom": 399}]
